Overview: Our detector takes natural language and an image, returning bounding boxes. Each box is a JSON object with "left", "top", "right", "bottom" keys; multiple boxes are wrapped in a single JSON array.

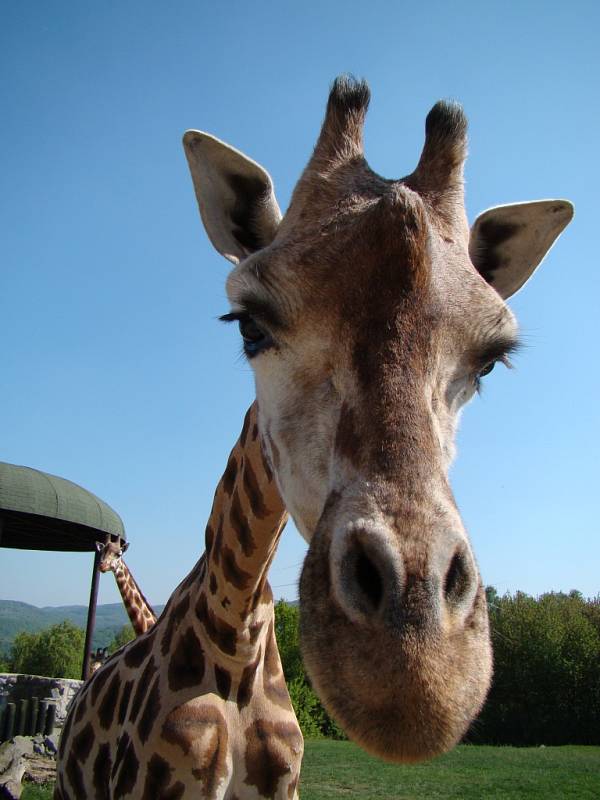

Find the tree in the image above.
[
  {"left": 108, "top": 624, "right": 136, "bottom": 653},
  {"left": 274, "top": 600, "right": 303, "bottom": 683},
  {"left": 10, "top": 622, "right": 84, "bottom": 679},
  {"left": 471, "top": 591, "right": 600, "bottom": 745},
  {"left": 274, "top": 600, "right": 347, "bottom": 739},
  {"left": 485, "top": 585, "right": 499, "bottom": 609}
]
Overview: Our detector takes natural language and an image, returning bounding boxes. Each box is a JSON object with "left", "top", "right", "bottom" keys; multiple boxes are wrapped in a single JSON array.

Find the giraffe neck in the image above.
[
  {"left": 55, "top": 402, "right": 303, "bottom": 800},
  {"left": 112, "top": 559, "right": 157, "bottom": 636},
  {"left": 178, "top": 402, "right": 287, "bottom": 668}
]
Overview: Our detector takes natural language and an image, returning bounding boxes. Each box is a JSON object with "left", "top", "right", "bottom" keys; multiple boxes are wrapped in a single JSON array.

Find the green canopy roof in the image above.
[{"left": 0, "top": 462, "right": 125, "bottom": 552}]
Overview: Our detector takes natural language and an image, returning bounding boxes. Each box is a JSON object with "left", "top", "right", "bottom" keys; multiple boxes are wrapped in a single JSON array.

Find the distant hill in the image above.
[{"left": 0, "top": 599, "right": 165, "bottom": 655}]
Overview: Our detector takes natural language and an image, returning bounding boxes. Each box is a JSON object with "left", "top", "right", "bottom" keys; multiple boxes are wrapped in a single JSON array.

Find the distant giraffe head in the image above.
[
  {"left": 97, "top": 537, "right": 129, "bottom": 574},
  {"left": 89, "top": 647, "right": 109, "bottom": 675},
  {"left": 184, "top": 76, "right": 573, "bottom": 762}
]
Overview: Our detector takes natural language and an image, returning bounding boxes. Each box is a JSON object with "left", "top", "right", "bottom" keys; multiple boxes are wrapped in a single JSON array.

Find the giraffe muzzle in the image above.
[{"left": 298, "top": 491, "right": 492, "bottom": 763}]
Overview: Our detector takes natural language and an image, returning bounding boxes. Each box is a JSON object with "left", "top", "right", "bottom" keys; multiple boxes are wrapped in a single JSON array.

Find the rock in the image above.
[
  {"left": 23, "top": 753, "right": 56, "bottom": 785},
  {"left": 0, "top": 738, "right": 33, "bottom": 770},
  {"left": 0, "top": 736, "right": 56, "bottom": 799},
  {"left": 43, "top": 734, "right": 58, "bottom": 756},
  {"left": 0, "top": 740, "right": 26, "bottom": 799}
]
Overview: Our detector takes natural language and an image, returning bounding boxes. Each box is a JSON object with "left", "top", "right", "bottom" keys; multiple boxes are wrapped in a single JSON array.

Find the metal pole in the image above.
[{"left": 82, "top": 547, "right": 102, "bottom": 681}]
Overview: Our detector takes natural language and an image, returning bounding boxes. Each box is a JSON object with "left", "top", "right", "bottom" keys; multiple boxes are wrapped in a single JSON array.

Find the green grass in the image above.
[
  {"left": 21, "top": 785, "right": 54, "bottom": 800},
  {"left": 300, "top": 741, "right": 600, "bottom": 800},
  {"left": 20, "top": 743, "right": 600, "bottom": 799}
]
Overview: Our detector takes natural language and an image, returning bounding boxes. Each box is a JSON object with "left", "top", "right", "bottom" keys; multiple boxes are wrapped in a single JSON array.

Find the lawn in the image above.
[
  {"left": 300, "top": 741, "right": 600, "bottom": 799},
  {"left": 20, "top": 742, "right": 600, "bottom": 799}
]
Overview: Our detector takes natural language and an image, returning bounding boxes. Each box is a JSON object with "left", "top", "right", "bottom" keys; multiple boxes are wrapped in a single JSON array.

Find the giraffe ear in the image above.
[
  {"left": 469, "top": 200, "right": 574, "bottom": 299},
  {"left": 121, "top": 541, "right": 130, "bottom": 553},
  {"left": 95, "top": 541, "right": 104, "bottom": 553},
  {"left": 183, "top": 130, "right": 282, "bottom": 264}
]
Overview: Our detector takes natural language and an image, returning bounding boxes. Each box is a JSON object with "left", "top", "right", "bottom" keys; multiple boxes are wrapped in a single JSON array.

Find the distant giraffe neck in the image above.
[{"left": 111, "top": 558, "right": 158, "bottom": 635}]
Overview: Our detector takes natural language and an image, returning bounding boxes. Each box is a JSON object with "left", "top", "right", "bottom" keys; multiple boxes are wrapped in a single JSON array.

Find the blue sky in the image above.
[{"left": 2, "top": 1, "right": 598, "bottom": 608}]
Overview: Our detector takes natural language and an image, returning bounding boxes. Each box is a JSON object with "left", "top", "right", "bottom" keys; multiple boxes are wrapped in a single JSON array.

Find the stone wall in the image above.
[{"left": 0, "top": 673, "right": 82, "bottom": 730}]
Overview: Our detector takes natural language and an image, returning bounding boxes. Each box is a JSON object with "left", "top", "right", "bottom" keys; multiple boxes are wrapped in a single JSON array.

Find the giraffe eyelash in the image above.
[
  {"left": 219, "top": 311, "right": 249, "bottom": 324},
  {"left": 475, "top": 353, "right": 516, "bottom": 394}
]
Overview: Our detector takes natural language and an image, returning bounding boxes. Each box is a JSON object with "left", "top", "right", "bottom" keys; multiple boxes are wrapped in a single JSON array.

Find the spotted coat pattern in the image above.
[
  {"left": 100, "top": 545, "right": 158, "bottom": 636},
  {"left": 56, "top": 404, "right": 303, "bottom": 799}
]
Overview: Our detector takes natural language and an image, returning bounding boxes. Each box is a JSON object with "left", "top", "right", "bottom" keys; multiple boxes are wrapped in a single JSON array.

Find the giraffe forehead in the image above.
[{"left": 230, "top": 183, "right": 435, "bottom": 332}]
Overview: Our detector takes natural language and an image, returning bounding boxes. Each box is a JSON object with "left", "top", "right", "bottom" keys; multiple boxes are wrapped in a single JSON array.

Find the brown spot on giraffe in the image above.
[
  {"left": 240, "top": 406, "right": 253, "bottom": 446},
  {"left": 139, "top": 677, "right": 162, "bottom": 744},
  {"left": 230, "top": 487, "right": 257, "bottom": 558},
  {"left": 141, "top": 754, "right": 185, "bottom": 800},
  {"left": 163, "top": 704, "right": 229, "bottom": 798},
  {"left": 98, "top": 672, "right": 121, "bottom": 730},
  {"left": 65, "top": 724, "right": 95, "bottom": 798},
  {"left": 130, "top": 658, "right": 158, "bottom": 722},
  {"left": 161, "top": 593, "right": 191, "bottom": 657},
  {"left": 204, "top": 524, "right": 215, "bottom": 558},
  {"left": 93, "top": 743, "right": 112, "bottom": 799},
  {"left": 124, "top": 633, "right": 154, "bottom": 668},
  {"left": 220, "top": 543, "right": 252, "bottom": 591},
  {"left": 223, "top": 452, "right": 238, "bottom": 497},
  {"left": 244, "top": 719, "right": 303, "bottom": 798},
  {"left": 236, "top": 646, "right": 262, "bottom": 710},
  {"left": 259, "top": 439, "right": 275, "bottom": 483},
  {"left": 263, "top": 622, "right": 292, "bottom": 710},
  {"left": 168, "top": 626, "right": 206, "bottom": 691},
  {"left": 117, "top": 679, "right": 133, "bottom": 725},
  {"left": 112, "top": 733, "right": 139, "bottom": 797},
  {"left": 196, "top": 592, "right": 237, "bottom": 655},
  {"left": 214, "top": 664, "right": 232, "bottom": 699},
  {"left": 243, "top": 455, "right": 270, "bottom": 519}
]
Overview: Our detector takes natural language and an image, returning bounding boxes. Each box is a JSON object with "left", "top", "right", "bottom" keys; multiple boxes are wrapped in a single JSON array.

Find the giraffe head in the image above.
[
  {"left": 183, "top": 77, "right": 573, "bottom": 762},
  {"left": 88, "top": 646, "right": 109, "bottom": 674},
  {"left": 97, "top": 537, "right": 129, "bottom": 573}
]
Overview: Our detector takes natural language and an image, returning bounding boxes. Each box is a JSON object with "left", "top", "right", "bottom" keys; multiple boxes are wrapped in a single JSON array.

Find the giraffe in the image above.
[
  {"left": 97, "top": 537, "right": 158, "bottom": 636},
  {"left": 181, "top": 76, "right": 572, "bottom": 762},
  {"left": 55, "top": 403, "right": 302, "bottom": 799},
  {"left": 89, "top": 647, "right": 109, "bottom": 676}
]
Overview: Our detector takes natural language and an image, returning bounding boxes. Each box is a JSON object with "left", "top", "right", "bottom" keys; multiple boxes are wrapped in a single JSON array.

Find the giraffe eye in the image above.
[
  {"left": 477, "top": 361, "right": 496, "bottom": 379},
  {"left": 220, "top": 310, "right": 274, "bottom": 357},
  {"left": 239, "top": 317, "right": 264, "bottom": 344}
]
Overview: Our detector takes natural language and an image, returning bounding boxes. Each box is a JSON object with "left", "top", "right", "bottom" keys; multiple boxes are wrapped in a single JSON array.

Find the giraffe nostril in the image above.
[
  {"left": 338, "top": 537, "right": 386, "bottom": 617},
  {"left": 354, "top": 547, "right": 384, "bottom": 611},
  {"left": 444, "top": 549, "right": 472, "bottom": 605}
]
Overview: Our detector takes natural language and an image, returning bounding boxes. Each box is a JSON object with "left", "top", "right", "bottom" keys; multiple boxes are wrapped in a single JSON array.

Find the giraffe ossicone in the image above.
[{"left": 56, "top": 76, "right": 573, "bottom": 799}]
